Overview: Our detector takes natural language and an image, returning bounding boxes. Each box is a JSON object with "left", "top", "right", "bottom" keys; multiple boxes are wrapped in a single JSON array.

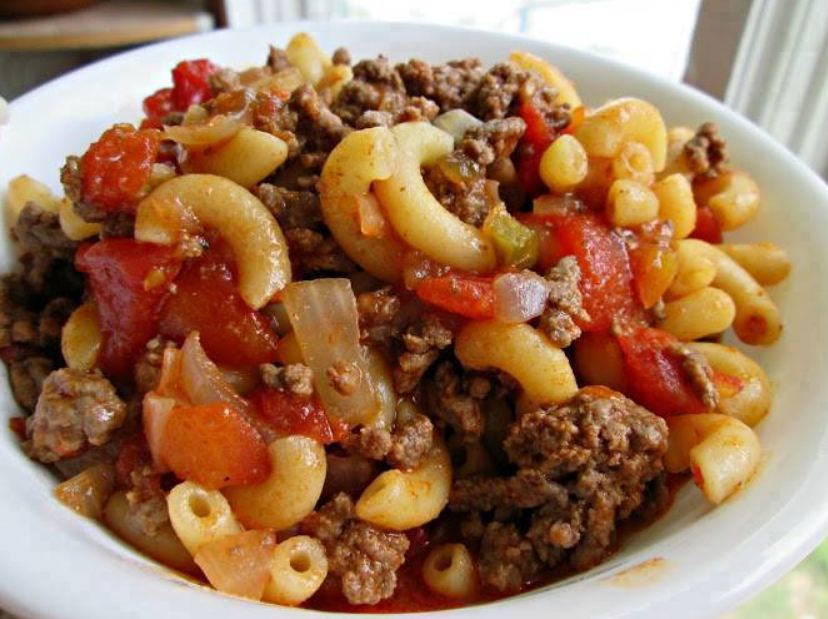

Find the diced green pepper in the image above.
[{"left": 483, "top": 205, "right": 539, "bottom": 269}]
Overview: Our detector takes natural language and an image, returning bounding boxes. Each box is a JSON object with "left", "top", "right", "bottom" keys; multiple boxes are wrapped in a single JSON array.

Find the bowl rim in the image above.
[{"left": 2, "top": 19, "right": 828, "bottom": 619}]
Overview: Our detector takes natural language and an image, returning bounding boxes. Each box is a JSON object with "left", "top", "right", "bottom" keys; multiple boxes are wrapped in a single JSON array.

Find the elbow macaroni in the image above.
[
  {"left": 654, "top": 173, "right": 696, "bottom": 239},
  {"left": 185, "top": 127, "right": 288, "bottom": 188},
  {"left": 688, "top": 342, "right": 771, "bottom": 426},
  {"left": 135, "top": 174, "right": 292, "bottom": 308},
  {"left": 167, "top": 481, "right": 242, "bottom": 556},
  {"left": 694, "top": 170, "right": 760, "bottom": 232},
  {"left": 509, "top": 50, "right": 582, "bottom": 108},
  {"left": 659, "top": 286, "right": 736, "bottom": 341},
  {"left": 61, "top": 302, "right": 102, "bottom": 371},
  {"left": 665, "top": 413, "right": 761, "bottom": 504},
  {"left": 285, "top": 32, "right": 332, "bottom": 86},
  {"left": 574, "top": 98, "right": 668, "bottom": 171},
  {"left": 422, "top": 543, "right": 478, "bottom": 599},
  {"left": 104, "top": 491, "right": 198, "bottom": 575},
  {"left": 319, "top": 126, "right": 407, "bottom": 282},
  {"left": 718, "top": 243, "right": 791, "bottom": 286},
  {"left": 680, "top": 239, "right": 782, "bottom": 345},
  {"left": 374, "top": 122, "right": 497, "bottom": 273},
  {"left": 455, "top": 320, "right": 578, "bottom": 405},
  {"left": 223, "top": 435, "right": 326, "bottom": 531},
  {"left": 263, "top": 535, "right": 328, "bottom": 606},
  {"left": 355, "top": 437, "right": 451, "bottom": 531}
]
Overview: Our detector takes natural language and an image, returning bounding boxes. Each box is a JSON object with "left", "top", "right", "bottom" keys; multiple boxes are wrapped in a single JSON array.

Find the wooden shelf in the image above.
[{"left": 0, "top": 0, "right": 214, "bottom": 51}]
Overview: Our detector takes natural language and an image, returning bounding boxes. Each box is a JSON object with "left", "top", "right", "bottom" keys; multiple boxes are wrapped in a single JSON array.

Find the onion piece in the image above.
[
  {"left": 355, "top": 193, "right": 388, "bottom": 238},
  {"left": 142, "top": 393, "right": 177, "bottom": 471},
  {"left": 281, "top": 279, "right": 379, "bottom": 425},
  {"left": 533, "top": 193, "right": 585, "bottom": 216},
  {"left": 54, "top": 463, "right": 115, "bottom": 519},
  {"left": 493, "top": 271, "right": 550, "bottom": 323},
  {"left": 179, "top": 332, "right": 253, "bottom": 419},
  {"left": 163, "top": 114, "right": 242, "bottom": 149},
  {"left": 194, "top": 530, "right": 278, "bottom": 600},
  {"left": 433, "top": 109, "right": 483, "bottom": 143}
]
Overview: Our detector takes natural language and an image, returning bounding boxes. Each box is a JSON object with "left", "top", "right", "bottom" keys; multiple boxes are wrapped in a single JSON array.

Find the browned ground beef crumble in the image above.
[{"left": 0, "top": 42, "right": 730, "bottom": 606}]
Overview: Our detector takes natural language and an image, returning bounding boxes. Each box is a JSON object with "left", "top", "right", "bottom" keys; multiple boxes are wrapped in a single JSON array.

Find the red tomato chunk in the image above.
[
  {"left": 158, "top": 250, "right": 279, "bottom": 368},
  {"left": 416, "top": 275, "right": 495, "bottom": 320},
  {"left": 689, "top": 205, "right": 723, "bottom": 244},
  {"left": 76, "top": 239, "right": 182, "bottom": 378},
  {"left": 523, "top": 211, "right": 640, "bottom": 331},
  {"left": 253, "top": 389, "right": 348, "bottom": 445},
  {"left": 516, "top": 101, "right": 556, "bottom": 196},
  {"left": 162, "top": 402, "right": 270, "bottom": 489},
  {"left": 80, "top": 124, "right": 161, "bottom": 213},
  {"left": 616, "top": 327, "right": 707, "bottom": 417}
]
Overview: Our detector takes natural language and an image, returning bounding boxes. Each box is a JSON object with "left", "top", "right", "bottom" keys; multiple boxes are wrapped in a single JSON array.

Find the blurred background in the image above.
[{"left": 0, "top": 0, "right": 826, "bottom": 616}]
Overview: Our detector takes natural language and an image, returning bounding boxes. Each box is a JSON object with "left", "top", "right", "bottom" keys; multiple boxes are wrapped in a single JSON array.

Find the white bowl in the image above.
[{"left": 1, "top": 20, "right": 827, "bottom": 619}]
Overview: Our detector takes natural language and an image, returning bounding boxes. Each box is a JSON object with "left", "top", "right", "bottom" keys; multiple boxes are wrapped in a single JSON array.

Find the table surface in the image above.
[{"left": 0, "top": 0, "right": 213, "bottom": 50}]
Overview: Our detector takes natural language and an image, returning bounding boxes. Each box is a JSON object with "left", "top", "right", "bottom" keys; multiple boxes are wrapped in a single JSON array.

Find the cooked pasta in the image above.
[{"left": 1, "top": 32, "right": 789, "bottom": 613}]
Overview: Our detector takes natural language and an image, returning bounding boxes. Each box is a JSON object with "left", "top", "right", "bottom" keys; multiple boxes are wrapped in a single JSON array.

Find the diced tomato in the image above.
[
  {"left": 415, "top": 274, "right": 495, "bottom": 320},
  {"left": 523, "top": 211, "right": 640, "bottom": 331},
  {"left": 616, "top": 326, "right": 707, "bottom": 417},
  {"left": 171, "top": 59, "right": 218, "bottom": 111},
  {"left": 689, "top": 205, "right": 723, "bottom": 244},
  {"left": 80, "top": 124, "right": 161, "bottom": 213},
  {"left": 516, "top": 101, "right": 556, "bottom": 196},
  {"left": 161, "top": 402, "right": 270, "bottom": 489},
  {"left": 76, "top": 239, "right": 182, "bottom": 378},
  {"left": 141, "top": 87, "right": 174, "bottom": 129},
  {"left": 253, "top": 388, "right": 348, "bottom": 445},
  {"left": 158, "top": 249, "right": 279, "bottom": 368}
]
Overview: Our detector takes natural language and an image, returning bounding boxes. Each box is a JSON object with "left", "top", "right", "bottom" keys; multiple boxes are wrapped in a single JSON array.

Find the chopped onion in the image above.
[
  {"left": 493, "top": 271, "right": 550, "bottom": 323},
  {"left": 281, "top": 279, "right": 379, "bottom": 425},
  {"left": 179, "top": 332, "right": 253, "bottom": 419},
  {"left": 163, "top": 114, "right": 242, "bottom": 149},
  {"left": 533, "top": 193, "right": 585, "bottom": 216},
  {"left": 194, "top": 530, "right": 277, "bottom": 600},
  {"left": 142, "top": 392, "right": 176, "bottom": 471},
  {"left": 433, "top": 109, "right": 483, "bottom": 143},
  {"left": 355, "top": 193, "right": 388, "bottom": 238}
]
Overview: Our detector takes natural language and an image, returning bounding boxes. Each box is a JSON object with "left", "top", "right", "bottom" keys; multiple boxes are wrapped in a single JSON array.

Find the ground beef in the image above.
[
  {"left": 423, "top": 152, "right": 494, "bottom": 227},
  {"left": 478, "top": 522, "right": 541, "bottom": 593},
  {"left": 332, "top": 56, "right": 408, "bottom": 125},
  {"left": 357, "top": 287, "right": 403, "bottom": 345},
  {"left": 254, "top": 183, "right": 322, "bottom": 230},
  {"left": 267, "top": 46, "right": 291, "bottom": 72},
  {"left": 387, "top": 412, "right": 433, "bottom": 470},
  {"left": 25, "top": 368, "right": 128, "bottom": 463},
  {"left": 252, "top": 91, "right": 300, "bottom": 154},
  {"left": 303, "top": 493, "right": 410, "bottom": 606},
  {"left": 393, "top": 315, "right": 454, "bottom": 394},
  {"left": 12, "top": 203, "right": 76, "bottom": 258},
  {"left": 0, "top": 278, "right": 72, "bottom": 351},
  {"left": 260, "top": 362, "right": 314, "bottom": 398},
  {"left": 684, "top": 122, "right": 728, "bottom": 179},
  {"left": 459, "top": 117, "right": 526, "bottom": 167},
  {"left": 347, "top": 425, "right": 393, "bottom": 460},
  {"left": 133, "top": 337, "right": 174, "bottom": 395},
  {"left": 327, "top": 360, "right": 360, "bottom": 396},
  {"left": 284, "top": 227, "right": 358, "bottom": 274},
  {"left": 426, "top": 361, "right": 485, "bottom": 440},
  {"left": 208, "top": 67, "right": 241, "bottom": 93},
  {"left": 451, "top": 468, "right": 568, "bottom": 511},
  {"left": 8, "top": 355, "right": 53, "bottom": 412},
  {"left": 502, "top": 390, "right": 667, "bottom": 573},
  {"left": 290, "top": 84, "right": 352, "bottom": 152},
  {"left": 466, "top": 62, "right": 529, "bottom": 121},
  {"left": 540, "top": 256, "right": 589, "bottom": 348},
  {"left": 332, "top": 47, "right": 351, "bottom": 66},
  {"left": 36, "top": 297, "right": 73, "bottom": 349},
  {"left": 396, "top": 58, "right": 485, "bottom": 112},
  {"left": 670, "top": 343, "right": 718, "bottom": 409}
]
